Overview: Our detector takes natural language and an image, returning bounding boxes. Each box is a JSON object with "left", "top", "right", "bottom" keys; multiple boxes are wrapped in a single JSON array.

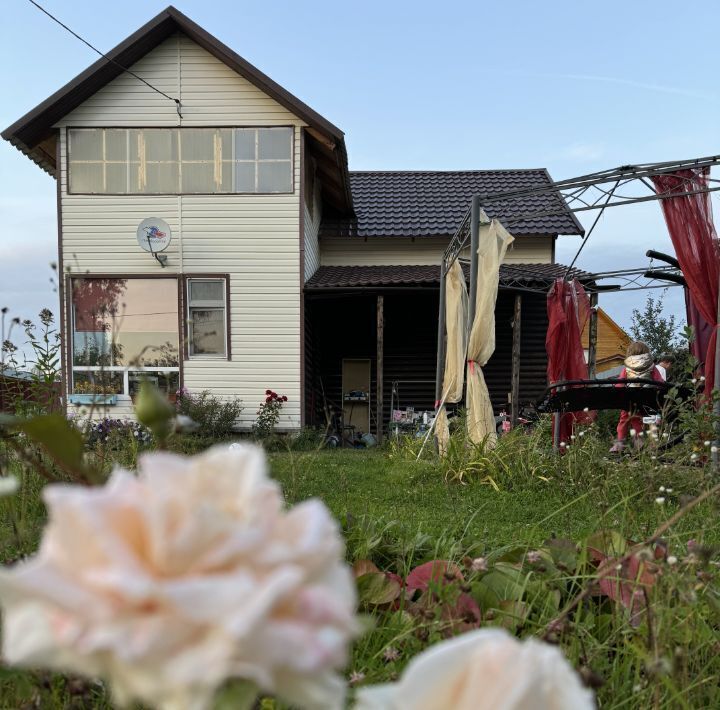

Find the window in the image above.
[
  {"left": 68, "top": 127, "right": 293, "bottom": 194},
  {"left": 187, "top": 278, "right": 228, "bottom": 357},
  {"left": 71, "top": 278, "right": 180, "bottom": 397}
]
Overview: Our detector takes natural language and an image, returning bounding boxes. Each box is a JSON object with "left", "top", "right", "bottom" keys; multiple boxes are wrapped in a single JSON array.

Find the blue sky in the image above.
[{"left": 1, "top": 0, "right": 719, "bottom": 341}]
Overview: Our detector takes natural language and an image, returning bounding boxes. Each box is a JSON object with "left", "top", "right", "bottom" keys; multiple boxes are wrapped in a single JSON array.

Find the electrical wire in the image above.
[{"left": 26, "top": 0, "right": 182, "bottom": 117}]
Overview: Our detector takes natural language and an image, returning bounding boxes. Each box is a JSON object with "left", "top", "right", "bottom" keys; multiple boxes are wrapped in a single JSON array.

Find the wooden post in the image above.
[
  {"left": 588, "top": 292, "right": 598, "bottom": 379},
  {"left": 376, "top": 294, "right": 384, "bottom": 444},
  {"left": 510, "top": 293, "right": 522, "bottom": 426}
]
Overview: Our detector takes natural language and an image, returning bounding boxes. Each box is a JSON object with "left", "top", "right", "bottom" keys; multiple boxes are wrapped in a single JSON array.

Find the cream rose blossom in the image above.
[
  {"left": 355, "top": 628, "right": 594, "bottom": 710},
  {"left": 0, "top": 445, "right": 359, "bottom": 710}
]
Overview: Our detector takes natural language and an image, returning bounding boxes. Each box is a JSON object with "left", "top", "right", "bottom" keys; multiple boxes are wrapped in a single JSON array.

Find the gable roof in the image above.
[
  {"left": 320, "top": 170, "right": 584, "bottom": 238},
  {"left": 2, "top": 6, "right": 352, "bottom": 211},
  {"left": 305, "top": 263, "right": 594, "bottom": 291}
]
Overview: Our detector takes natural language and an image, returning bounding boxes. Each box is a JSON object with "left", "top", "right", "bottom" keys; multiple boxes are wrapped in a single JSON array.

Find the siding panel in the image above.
[
  {"left": 303, "top": 182, "right": 322, "bottom": 281},
  {"left": 57, "top": 32, "right": 305, "bottom": 429},
  {"left": 320, "top": 236, "right": 554, "bottom": 266}
]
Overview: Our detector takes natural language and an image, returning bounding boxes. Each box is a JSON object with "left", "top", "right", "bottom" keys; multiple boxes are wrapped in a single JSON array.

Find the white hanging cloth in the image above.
[
  {"left": 466, "top": 220, "right": 514, "bottom": 447},
  {"left": 435, "top": 259, "right": 468, "bottom": 455}
]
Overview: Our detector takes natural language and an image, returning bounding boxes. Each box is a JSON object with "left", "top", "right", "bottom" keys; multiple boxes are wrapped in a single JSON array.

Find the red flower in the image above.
[
  {"left": 265, "top": 397, "right": 272, "bottom": 404},
  {"left": 265, "top": 389, "right": 272, "bottom": 395},
  {"left": 282, "top": 396, "right": 288, "bottom": 402}
]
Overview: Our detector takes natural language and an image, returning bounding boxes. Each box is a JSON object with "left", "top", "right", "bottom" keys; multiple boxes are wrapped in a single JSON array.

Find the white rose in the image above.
[
  {"left": 0, "top": 445, "right": 359, "bottom": 710},
  {"left": 355, "top": 628, "right": 594, "bottom": 710}
]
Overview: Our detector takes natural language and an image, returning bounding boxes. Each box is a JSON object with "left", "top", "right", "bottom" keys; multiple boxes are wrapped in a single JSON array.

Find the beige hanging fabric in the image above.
[
  {"left": 435, "top": 259, "right": 469, "bottom": 455},
  {"left": 466, "top": 220, "right": 514, "bottom": 446}
]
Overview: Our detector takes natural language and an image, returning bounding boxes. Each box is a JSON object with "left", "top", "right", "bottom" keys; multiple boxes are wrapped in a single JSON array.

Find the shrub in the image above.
[
  {"left": 175, "top": 388, "right": 243, "bottom": 438},
  {"left": 1, "top": 308, "right": 61, "bottom": 416},
  {"left": 86, "top": 418, "right": 152, "bottom": 448}
]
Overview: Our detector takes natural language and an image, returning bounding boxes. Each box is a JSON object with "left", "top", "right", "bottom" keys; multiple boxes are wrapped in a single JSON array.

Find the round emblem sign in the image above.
[{"left": 137, "top": 218, "right": 172, "bottom": 253}]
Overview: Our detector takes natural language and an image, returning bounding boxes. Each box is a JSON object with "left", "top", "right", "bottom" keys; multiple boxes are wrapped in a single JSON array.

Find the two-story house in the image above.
[{"left": 3, "top": 6, "right": 587, "bottom": 435}]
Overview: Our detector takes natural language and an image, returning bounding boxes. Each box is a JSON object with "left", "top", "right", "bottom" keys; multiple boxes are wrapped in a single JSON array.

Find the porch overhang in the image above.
[{"left": 304, "top": 263, "right": 596, "bottom": 294}]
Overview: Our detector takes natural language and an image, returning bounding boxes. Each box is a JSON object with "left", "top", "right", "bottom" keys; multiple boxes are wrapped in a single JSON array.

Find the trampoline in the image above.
[{"left": 537, "top": 378, "right": 693, "bottom": 450}]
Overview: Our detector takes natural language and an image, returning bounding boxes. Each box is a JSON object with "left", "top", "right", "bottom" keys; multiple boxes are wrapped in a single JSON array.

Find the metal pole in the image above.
[
  {"left": 588, "top": 292, "right": 599, "bottom": 379},
  {"left": 468, "top": 195, "right": 481, "bottom": 329},
  {"left": 434, "top": 264, "right": 447, "bottom": 409},
  {"left": 713, "top": 273, "right": 720, "bottom": 471},
  {"left": 553, "top": 379, "right": 563, "bottom": 451}
]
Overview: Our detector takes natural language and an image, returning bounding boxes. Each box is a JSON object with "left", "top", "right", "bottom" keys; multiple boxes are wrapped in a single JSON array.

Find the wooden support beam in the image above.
[
  {"left": 511, "top": 293, "right": 522, "bottom": 426},
  {"left": 305, "top": 126, "right": 336, "bottom": 151},
  {"left": 588, "top": 292, "right": 598, "bottom": 379},
  {"left": 376, "top": 294, "right": 384, "bottom": 443}
]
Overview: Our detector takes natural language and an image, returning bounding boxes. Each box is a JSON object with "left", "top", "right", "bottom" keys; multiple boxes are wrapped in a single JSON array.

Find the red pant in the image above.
[{"left": 617, "top": 410, "right": 642, "bottom": 440}]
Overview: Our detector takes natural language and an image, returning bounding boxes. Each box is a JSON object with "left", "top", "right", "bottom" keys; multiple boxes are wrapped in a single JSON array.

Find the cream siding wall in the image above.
[
  {"left": 57, "top": 32, "right": 304, "bottom": 429},
  {"left": 303, "top": 182, "right": 322, "bottom": 281},
  {"left": 319, "top": 235, "right": 554, "bottom": 266}
]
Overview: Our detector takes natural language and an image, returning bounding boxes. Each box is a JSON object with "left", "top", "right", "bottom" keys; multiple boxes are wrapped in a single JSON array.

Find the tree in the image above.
[{"left": 629, "top": 290, "right": 681, "bottom": 355}]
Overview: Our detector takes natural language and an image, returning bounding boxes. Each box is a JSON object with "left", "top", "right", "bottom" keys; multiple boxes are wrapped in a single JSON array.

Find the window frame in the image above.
[
  {"left": 185, "top": 276, "right": 231, "bottom": 361},
  {"left": 67, "top": 275, "right": 182, "bottom": 401},
  {"left": 66, "top": 126, "right": 295, "bottom": 196}
]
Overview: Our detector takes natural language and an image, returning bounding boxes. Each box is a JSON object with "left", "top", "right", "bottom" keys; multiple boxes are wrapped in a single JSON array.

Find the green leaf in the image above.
[
  {"left": 544, "top": 537, "right": 578, "bottom": 572},
  {"left": 586, "top": 529, "right": 628, "bottom": 558},
  {"left": 213, "top": 679, "right": 258, "bottom": 710},
  {"left": 356, "top": 572, "right": 402, "bottom": 606},
  {"left": 17, "top": 414, "right": 86, "bottom": 476},
  {"left": 479, "top": 563, "right": 525, "bottom": 603},
  {"left": 135, "top": 381, "right": 174, "bottom": 441},
  {"left": 495, "top": 546, "right": 529, "bottom": 564},
  {"left": 496, "top": 600, "right": 530, "bottom": 631}
]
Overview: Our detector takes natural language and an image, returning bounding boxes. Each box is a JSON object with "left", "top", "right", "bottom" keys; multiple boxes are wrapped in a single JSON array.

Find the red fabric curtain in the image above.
[
  {"left": 652, "top": 168, "right": 719, "bottom": 393},
  {"left": 546, "top": 278, "right": 593, "bottom": 444},
  {"left": 686, "top": 290, "right": 713, "bottom": 370}
]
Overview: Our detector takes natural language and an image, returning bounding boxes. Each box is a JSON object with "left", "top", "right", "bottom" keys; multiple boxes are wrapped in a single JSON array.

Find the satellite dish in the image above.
[{"left": 137, "top": 218, "right": 172, "bottom": 253}]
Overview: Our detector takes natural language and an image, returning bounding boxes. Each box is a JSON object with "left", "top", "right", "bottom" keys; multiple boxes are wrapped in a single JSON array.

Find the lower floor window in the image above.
[
  {"left": 71, "top": 277, "right": 180, "bottom": 397},
  {"left": 70, "top": 275, "right": 230, "bottom": 397},
  {"left": 187, "top": 278, "right": 228, "bottom": 357}
]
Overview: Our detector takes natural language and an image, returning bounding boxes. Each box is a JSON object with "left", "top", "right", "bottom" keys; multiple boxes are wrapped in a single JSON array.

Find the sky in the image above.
[{"left": 1, "top": 0, "right": 719, "bottom": 345}]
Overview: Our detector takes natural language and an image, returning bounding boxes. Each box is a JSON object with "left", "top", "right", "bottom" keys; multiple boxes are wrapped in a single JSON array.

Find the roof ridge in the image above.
[{"left": 349, "top": 169, "right": 548, "bottom": 175}]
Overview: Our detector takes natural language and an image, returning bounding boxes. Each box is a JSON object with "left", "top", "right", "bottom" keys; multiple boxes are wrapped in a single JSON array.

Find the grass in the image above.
[
  {"left": 269, "top": 442, "right": 720, "bottom": 554},
  {"left": 2, "top": 421, "right": 720, "bottom": 708}
]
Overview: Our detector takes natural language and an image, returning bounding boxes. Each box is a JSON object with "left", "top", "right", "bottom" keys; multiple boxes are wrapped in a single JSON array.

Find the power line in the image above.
[{"left": 26, "top": 0, "right": 182, "bottom": 117}]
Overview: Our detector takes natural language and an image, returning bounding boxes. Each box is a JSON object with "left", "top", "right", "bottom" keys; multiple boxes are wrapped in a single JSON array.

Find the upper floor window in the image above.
[{"left": 67, "top": 127, "right": 293, "bottom": 195}]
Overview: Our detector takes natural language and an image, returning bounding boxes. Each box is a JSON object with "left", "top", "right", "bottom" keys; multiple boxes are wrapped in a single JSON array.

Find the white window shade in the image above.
[{"left": 68, "top": 127, "right": 293, "bottom": 195}]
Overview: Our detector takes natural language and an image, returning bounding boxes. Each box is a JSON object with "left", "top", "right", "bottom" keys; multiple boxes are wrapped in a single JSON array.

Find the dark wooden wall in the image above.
[{"left": 304, "top": 289, "right": 549, "bottom": 429}]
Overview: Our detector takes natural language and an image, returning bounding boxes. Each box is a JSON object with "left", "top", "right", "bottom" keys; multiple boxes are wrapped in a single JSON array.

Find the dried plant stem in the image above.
[
  {"left": 547, "top": 480, "right": 720, "bottom": 632},
  {"left": 4, "top": 436, "right": 59, "bottom": 484}
]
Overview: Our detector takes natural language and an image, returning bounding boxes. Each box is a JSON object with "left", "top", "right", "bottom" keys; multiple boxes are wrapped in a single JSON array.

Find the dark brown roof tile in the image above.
[
  {"left": 321, "top": 170, "right": 583, "bottom": 239},
  {"left": 305, "top": 263, "right": 593, "bottom": 290}
]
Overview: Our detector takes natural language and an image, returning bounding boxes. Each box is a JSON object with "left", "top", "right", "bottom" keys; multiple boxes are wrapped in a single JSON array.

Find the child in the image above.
[
  {"left": 609, "top": 341, "right": 664, "bottom": 453},
  {"left": 655, "top": 353, "right": 675, "bottom": 381}
]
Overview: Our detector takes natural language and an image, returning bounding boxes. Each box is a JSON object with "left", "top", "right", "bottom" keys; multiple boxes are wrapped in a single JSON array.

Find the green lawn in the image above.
[{"left": 269, "top": 446, "right": 719, "bottom": 555}]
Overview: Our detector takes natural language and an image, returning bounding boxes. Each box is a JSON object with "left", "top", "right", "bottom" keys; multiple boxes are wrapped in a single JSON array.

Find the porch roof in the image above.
[{"left": 305, "top": 263, "right": 595, "bottom": 291}]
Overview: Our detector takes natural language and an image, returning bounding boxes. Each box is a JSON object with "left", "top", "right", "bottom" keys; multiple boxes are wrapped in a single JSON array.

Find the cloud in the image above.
[{"left": 535, "top": 72, "right": 718, "bottom": 103}]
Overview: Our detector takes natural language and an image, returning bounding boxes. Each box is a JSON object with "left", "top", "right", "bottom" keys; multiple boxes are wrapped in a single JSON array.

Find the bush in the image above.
[
  {"left": 86, "top": 418, "right": 152, "bottom": 448},
  {"left": 253, "top": 389, "right": 287, "bottom": 439},
  {"left": 175, "top": 388, "right": 243, "bottom": 438}
]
